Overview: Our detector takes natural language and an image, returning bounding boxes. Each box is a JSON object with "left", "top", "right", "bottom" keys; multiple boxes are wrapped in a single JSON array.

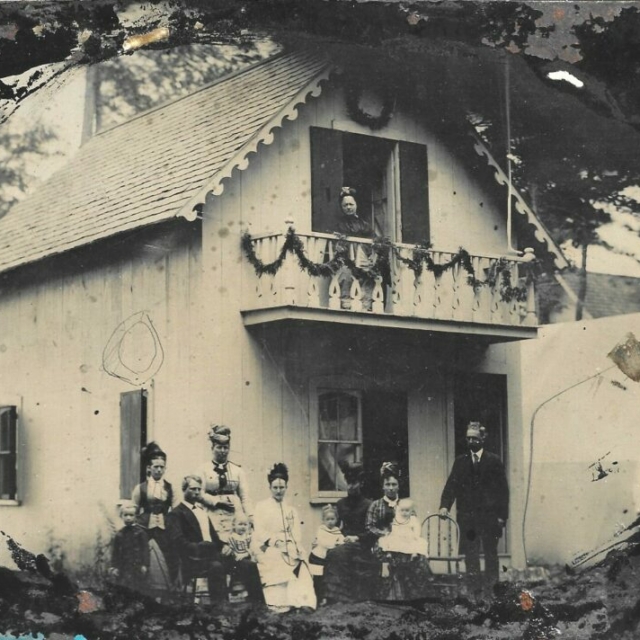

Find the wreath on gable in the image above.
[{"left": 345, "top": 81, "right": 395, "bottom": 131}]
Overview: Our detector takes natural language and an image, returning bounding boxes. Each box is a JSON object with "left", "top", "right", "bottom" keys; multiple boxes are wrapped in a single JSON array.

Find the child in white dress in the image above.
[
  {"left": 309, "top": 504, "right": 346, "bottom": 603},
  {"left": 379, "top": 498, "right": 428, "bottom": 557}
]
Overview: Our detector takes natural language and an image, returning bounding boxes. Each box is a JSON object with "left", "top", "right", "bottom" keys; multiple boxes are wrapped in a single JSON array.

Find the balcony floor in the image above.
[{"left": 241, "top": 305, "right": 538, "bottom": 343}]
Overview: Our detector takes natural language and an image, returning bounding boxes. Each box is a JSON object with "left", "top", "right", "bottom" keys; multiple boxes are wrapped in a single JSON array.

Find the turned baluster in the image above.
[
  {"left": 372, "top": 276, "right": 385, "bottom": 314},
  {"left": 282, "top": 221, "right": 297, "bottom": 306}
]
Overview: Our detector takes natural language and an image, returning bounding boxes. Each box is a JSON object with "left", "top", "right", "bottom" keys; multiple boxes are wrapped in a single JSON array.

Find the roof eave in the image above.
[
  {"left": 175, "top": 63, "right": 338, "bottom": 222},
  {"left": 471, "top": 133, "right": 569, "bottom": 270}
]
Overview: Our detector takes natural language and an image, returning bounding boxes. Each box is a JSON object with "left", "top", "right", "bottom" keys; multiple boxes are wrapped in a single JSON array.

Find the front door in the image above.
[
  {"left": 454, "top": 373, "right": 508, "bottom": 554},
  {"left": 362, "top": 391, "right": 409, "bottom": 499}
]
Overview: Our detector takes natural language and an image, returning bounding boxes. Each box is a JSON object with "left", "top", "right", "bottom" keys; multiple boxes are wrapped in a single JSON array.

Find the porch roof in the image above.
[{"left": 242, "top": 306, "right": 538, "bottom": 343}]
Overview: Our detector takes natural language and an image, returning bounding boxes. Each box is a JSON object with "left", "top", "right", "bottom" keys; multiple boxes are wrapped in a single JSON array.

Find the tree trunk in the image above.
[{"left": 575, "top": 243, "right": 589, "bottom": 321}]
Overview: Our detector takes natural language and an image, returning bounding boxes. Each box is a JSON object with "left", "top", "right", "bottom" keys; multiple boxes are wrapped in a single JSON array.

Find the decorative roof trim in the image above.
[
  {"left": 176, "top": 63, "right": 337, "bottom": 222},
  {"left": 471, "top": 133, "right": 569, "bottom": 270}
]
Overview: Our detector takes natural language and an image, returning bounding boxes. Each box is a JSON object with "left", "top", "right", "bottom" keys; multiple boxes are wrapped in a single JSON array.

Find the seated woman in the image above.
[
  {"left": 251, "top": 463, "right": 316, "bottom": 613},
  {"left": 367, "top": 462, "right": 432, "bottom": 601},
  {"left": 323, "top": 461, "right": 378, "bottom": 603}
]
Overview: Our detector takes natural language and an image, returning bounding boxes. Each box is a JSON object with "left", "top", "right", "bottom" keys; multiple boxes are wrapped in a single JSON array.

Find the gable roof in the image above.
[
  {"left": 558, "top": 271, "right": 640, "bottom": 319},
  {"left": 0, "top": 51, "right": 331, "bottom": 274},
  {"left": 0, "top": 48, "right": 565, "bottom": 275}
]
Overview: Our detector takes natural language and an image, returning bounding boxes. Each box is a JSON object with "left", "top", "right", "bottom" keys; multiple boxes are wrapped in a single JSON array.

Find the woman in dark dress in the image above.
[
  {"left": 131, "top": 442, "right": 176, "bottom": 592},
  {"left": 323, "top": 461, "right": 378, "bottom": 603},
  {"left": 366, "top": 462, "right": 432, "bottom": 601}
]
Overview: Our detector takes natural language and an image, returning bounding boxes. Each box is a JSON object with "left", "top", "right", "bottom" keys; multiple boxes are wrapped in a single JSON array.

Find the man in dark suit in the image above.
[
  {"left": 439, "top": 422, "right": 509, "bottom": 597},
  {"left": 167, "top": 475, "right": 227, "bottom": 603}
]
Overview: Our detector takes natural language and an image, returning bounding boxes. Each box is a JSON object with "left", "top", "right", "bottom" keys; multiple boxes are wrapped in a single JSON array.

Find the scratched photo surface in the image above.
[{"left": 1, "top": 1, "right": 640, "bottom": 638}]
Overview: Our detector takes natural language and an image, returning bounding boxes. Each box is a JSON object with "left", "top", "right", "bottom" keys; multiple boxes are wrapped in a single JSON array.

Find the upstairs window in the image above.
[
  {"left": 0, "top": 406, "right": 18, "bottom": 502},
  {"left": 310, "top": 127, "right": 429, "bottom": 244}
]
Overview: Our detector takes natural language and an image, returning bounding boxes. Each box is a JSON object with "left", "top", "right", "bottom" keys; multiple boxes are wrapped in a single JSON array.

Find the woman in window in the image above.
[
  {"left": 251, "top": 463, "right": 316, "bottom": 613},
  {"left": 323, "top": 461, "right": 378, "bottom": 603},
  {"left": 335, "top": 187, "right": 379, "bottom": 311},
  {"left": 366, "top": 461, "right": 432, "bottom": 600},
  {"left": 337, "top": 187, "right": 373, "bottom": 238}
]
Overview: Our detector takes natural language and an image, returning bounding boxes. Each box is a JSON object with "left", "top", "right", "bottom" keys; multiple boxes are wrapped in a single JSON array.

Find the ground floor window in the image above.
[
  {"left": 0, "top": 405, "right": 18, "bottom": 501},
  {"left": 311, "top": 377, "right": 409, "bottom": 500}
]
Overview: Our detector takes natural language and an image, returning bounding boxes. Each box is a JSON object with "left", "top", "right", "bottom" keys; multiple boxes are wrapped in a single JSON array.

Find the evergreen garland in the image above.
[
  {"left": 241, "top": 228, "right": 530, "bottom": 303},
  {"left": 345, "top": 82, "right": 395, "bottom": 131}
]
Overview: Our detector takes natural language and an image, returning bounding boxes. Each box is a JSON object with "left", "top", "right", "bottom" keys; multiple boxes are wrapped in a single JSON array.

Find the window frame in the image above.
[
  {"left": 0, "top": 400, "right": 21, "bottom": 506},
  {"left": 309, "top": 375, "right": 364, "bottom": 503},
  {"left": 309, "top": 127, "right": 429, "bottom": 244}
]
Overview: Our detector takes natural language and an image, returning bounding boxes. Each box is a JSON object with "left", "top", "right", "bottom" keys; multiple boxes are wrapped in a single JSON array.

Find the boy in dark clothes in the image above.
[{"left": 110, "top": 501, "right": 150, "bottom": 591}]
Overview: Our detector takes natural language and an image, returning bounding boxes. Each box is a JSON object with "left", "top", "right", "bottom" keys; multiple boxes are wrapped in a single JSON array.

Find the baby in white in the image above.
[{"left": 379, "top": 498, "right": 428, "bottom": 557}]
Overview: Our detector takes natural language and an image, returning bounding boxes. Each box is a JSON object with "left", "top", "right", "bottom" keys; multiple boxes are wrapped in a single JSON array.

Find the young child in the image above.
[
  {"left": 226, "top": 514, "right": 258, "bottom": 602},
  {"left": 309, "top": 504, "right": 346, "bottom": 604},
  {"left": 379, "top": 498, "right": 428, "bottom": 558},
  {"left": 228, "top": 514, "right": 254, "bottom": 562},
  {"left": 110, "top": 501, "right": 150, "bottom": 590}
]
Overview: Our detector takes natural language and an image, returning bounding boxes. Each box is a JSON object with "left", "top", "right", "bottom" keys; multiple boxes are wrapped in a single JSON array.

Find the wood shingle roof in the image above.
[{"left": 0, "top": 51, "right": 330, "bottom": 274}]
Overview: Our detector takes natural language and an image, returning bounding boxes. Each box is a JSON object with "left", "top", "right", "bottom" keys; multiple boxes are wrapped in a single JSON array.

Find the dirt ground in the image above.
[{"left": 2, "top": 548, "right": 640, "bottom": 640}]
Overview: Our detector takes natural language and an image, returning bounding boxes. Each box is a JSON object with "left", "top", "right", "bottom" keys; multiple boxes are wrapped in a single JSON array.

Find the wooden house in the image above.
[{"left": 0, "top": 50, "right": 566, "bottom": 572}]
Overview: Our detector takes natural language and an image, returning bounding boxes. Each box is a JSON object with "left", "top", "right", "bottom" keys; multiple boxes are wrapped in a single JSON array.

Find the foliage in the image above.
[
  {"left": 242, "top": 228, "right": 530, "bottom": 303},
  {"left": 0, "top": 125, "right": 60, "bottom": 219},
  {"left": 94, "top": 42, "right": 274, "bottom": 131}
]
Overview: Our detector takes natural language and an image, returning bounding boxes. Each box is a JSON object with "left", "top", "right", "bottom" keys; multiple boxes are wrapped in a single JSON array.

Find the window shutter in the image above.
[
  {"left": 310, "top": 127, "right": 344, "bottom": 233},
  {"left": 120, "top": 390, "right": 147, "bottom": 499},
  {"left": 398, "top": 141, "right": 429, "bottom": 244},
  {"left": 0, "top": 406, "right": 17, "bottom": 500}
]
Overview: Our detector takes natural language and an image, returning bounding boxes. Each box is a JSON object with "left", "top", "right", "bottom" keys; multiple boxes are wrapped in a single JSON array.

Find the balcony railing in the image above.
[{"left": 242, "top": 230, "right": 537, "bottom": 328}]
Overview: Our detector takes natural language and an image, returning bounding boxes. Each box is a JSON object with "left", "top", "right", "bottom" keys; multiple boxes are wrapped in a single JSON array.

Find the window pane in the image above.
[
  {"left": 0, "top": 422, "right": 8, "bottom": 452},
  {"left": 0, "top": 407, "right": 14, "bottom": 452},
  {"left": 319, "top": 393, "right": 339, "bottom": 440},
  {"left": 0, "top": 455, "right": 16, "bottom": 500},
  {"left": 318, "top": 442, "right": 361, "bottom": 491},
  {"left": 337, "top": 394, "right": 358, "bottom": 441}
]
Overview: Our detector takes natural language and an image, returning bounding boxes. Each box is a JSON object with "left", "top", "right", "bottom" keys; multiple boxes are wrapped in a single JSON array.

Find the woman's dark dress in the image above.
[
  {"left": 323, "top": 494, "right": 378, "bottom": 603},
  {"left": 367, "top": 498, "right": 433, "bottom": 601}
]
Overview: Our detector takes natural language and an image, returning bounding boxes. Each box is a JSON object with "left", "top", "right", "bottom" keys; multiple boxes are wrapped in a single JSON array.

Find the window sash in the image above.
[
  {"left": 0, "top": 406, "right": 18, "bottom": 501},
  {"left": 312, "top": 384, "right": 363, "bottom": 498}
]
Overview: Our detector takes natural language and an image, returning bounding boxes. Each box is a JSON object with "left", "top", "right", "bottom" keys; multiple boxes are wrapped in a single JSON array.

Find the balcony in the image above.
[{"left": 241, "top": 230, "right": 538, "bottom": 342}]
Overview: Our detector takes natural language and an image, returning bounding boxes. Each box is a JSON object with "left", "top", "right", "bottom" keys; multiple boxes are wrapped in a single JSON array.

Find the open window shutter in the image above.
[
  {"left": 0, "top": 406, "right": 17, "bottom": 500},
  {"left": 399, "top": 142, "right": 429, "bottom": 244},
  {"left": 120, "top": 390, "right": 147, "bottom": 499},
  {"left": 310, "top": 127, "right": 344, "bottom": 233}
]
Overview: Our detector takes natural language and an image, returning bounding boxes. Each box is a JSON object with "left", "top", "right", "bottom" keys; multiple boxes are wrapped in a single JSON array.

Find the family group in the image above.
[{"left": 110, "top": 422, "right": 509, "bottom": 612}]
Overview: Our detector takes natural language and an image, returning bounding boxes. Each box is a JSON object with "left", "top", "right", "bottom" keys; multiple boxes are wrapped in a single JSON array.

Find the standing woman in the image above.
[
  {"left": 198, "top": 425, "right": 252, "bottom": 542},
  {"left": 251, "top": 463, "right": 317, "bottom": 613},
  {"left": 366, "top": 462, "right": 432, "bottom": 601},
  {"left": 132, "top": 442, "right": 176, "bottom": 592}
]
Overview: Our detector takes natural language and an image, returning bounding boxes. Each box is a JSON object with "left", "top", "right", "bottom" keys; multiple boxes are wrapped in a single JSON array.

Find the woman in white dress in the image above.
[{"left": 251, "top": 463, "right": 317, "bottom": 613}]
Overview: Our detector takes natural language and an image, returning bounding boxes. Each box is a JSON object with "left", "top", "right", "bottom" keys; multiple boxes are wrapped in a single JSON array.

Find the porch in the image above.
[{"left": 241, "top": 230, "right": 538, "bottom": 341}]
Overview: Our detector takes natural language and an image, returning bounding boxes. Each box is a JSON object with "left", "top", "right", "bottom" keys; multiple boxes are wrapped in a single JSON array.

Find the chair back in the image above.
[{"left": 422, "top": 514, "right": 462, "bottom": 575}]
